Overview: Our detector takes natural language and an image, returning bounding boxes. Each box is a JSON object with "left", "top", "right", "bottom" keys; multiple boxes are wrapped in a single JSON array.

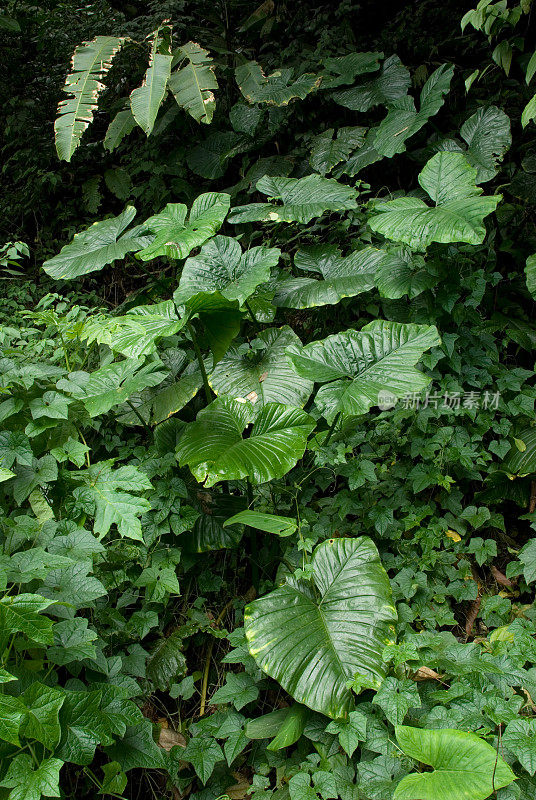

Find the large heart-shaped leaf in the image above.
[
  {"left": 174, "top": 235, "right": 280, "bottom": 305},
  {"left": 209, "top": 327, "right": 313, "bottom": 407},
  {"left": 373, "top": 64, "right": 453, "bottom": 157},
  {"left": 437, "top": 106, "right": 511, "bottom": 182},
  {"left": 309, "top": 127, "right": 367, "bottom": 175},
  {"left": 320, "top": 51, "right": 382, "bottom": 89},
  {"left": 228, "top": 175, "right": 358, "bottom": 224},
  {"left": 176, "top": 399, "right": 315, "bottom": 486},
  {"left": 374, "top": 247, "right": 438, "bottom": 299},
  {"left": 273, "top": 245, "right": 381, "bottom": 309},
  {"left": 394, "top": 726, "right": 516, "bottom": 800},
  {"left": 286, "top": 320, "right": 440, "bottom": 422},
  {"left": 42, "top": 207, "right": 150, "bottom": 279},
  {"left": 57, "top": 360, "right": 166, "bottom": 417},
  {"left": 138, "top": 193, "right": 230, "bottom": 261},
  {"left": 168, "top": 41, "right": 218, "bottom": 124},
  {"left": 79, "top": 300, "right": 184, "bottom": 359},
  {"left": 368, "top": 152, "right": 502, "bottom": 249},
  {"left": 236, "top": 61, "right": 320, "bottom": 106},
  {"left": 245, "top": 537, "right": 396, "bottom": 719},
  {"left": 332, "top": 55, "right": 411, "bottom": 111}
]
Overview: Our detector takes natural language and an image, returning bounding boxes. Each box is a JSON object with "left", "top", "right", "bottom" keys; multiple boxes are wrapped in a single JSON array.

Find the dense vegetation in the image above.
[{"left": 1, "top": 1, "right": 536, "bottom": 799}]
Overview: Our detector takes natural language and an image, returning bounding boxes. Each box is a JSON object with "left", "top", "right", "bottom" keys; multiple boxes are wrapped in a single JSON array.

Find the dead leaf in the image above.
[
  {"left": 245, "top": 391, "right": 258, "bottom": 403},
  {"left": 490, "top": 565, "right": 513, "bottom": 587},
  {"left": 258, "top": 372, "right": 268, "bottom": 383},
  {"left": 446, "top": 529, "right": 461, "bottom": 542},
  {"left": 412, "top": 666, "right": 443, "bottom": 682},
  {"left": 158, "top": 725, "right": 186, "bottom": 751}
]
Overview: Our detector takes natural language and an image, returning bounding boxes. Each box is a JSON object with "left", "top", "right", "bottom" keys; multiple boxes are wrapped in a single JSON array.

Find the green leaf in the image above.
[
  {"left": 146, "top": 631, "right": 187, "bottom": 691},
  {"left": 99, "top": 762, "right": 127, "bottom": 796},
  {"left": 104, "top": 108, "right": 137, "bottom": 152},
  {"left": 394, "top": 726, "right": 516, "bottom": 800},
  {"left": 326, "top": 709, "right": 367, "bottom": 756},
  {"left": 80, "top": 301, "right": 184, "bottom": 359},
  {"left": 138, "top": 193, "right": 230, "bottom": 261},
  {"left": 176, "top": 399, "right": 315, "bottom": 487},
  {"left": 0, "top": 694, "right": 27, "bottom": 745},
  {"left": 104, "top": 720, "right": 165, "bottom": 771},
  {"left": 522, "top": 93, "right": 536, "bottom": 128},
  {"left": 502, "top": 428, "right": 536, "bottom": 477},
  {"left": 20, "top": 683, "right": 65, "bottom": 749},
  {"left": 186, "top": 131, "right": 246, "bottom": 179},
  {"left": 0, "top": 467, "right": 16, "bottom": 482},
  {"left": 289, "top": 773, "right": 319, "bottom": 800},
  {"left": 56, "top": 690, "right": 112, "bottom": 765},
  {"left": 47, "top": 618, "right": 98, "bottom": 665},
  {"left": 245, "top": 537, "right": 397, "bottom": 719},
  {"left": 104, "top": 167, "right": 132, "bottom": 201},
  {"left": 245, "top": 708, "right": 290, "bottom": 739},
  {"left": 223, "top": 510, "right": 297, "bottom": 537},
  {"left": 0, "top": 431, "right": 33, "bottom": 468},
  {"left": 287, "top": 320, "right": 440, "bottom": 422},
  {"left": 0, "top": 755, "right": 63, "bottom": 800},
  {"left": 236, "top": 61, "right": 320, "bottom": 105},
  {"left": 55, "top": 36, "right": 124, "bottom": 161},
  {"left": 374, "top": 247, "right": 437, "bottom": 299},
  {"left": 169, "top": 41, "right": 218, "bottom": 124},
  {"left": 453, "top": 106, "right": 511, "bottom": 182},
  {"left": 59, "top": 359, "right": 166, "bottom": 417},
  {"left": 12, "top": 455, "right": 58, "bottom": 505},
  {"left": 526, "top": 254, "right": 536, "bottom": 299},
  {"left": 368, "top": 152, "right": 502, "bottom": 250},
  {"left": 309, "top": 127, "right": 367, "bottom": 175},
  {"left": 332, "top": 55, "right": 411, "bottom": 111},
  {"left": 181, "top": 735, "right": 223, "bottom": 783},
  {"left": 273, "top": 245, "right": 380, "bottom": 309},
  {"left": 130, "top": 29, "right": 172, "bottom": 135},
  {"left": 174, "top": 235, "right": 280, "bottom": 305},
  {"left": 321, "top": 51, "right": 383, "bottom": 89},
  {"left": 373, "top": 64, "right": 453, "bottom": 157},
  {"left": 209, "top": 326, "right": 313, "bottom": 407},
  {"left": 71, "top": 462, "right": 152, "bottom": 541},
  {"left": 518, "top": 539, "right": 536, "bottom": 584},
  {"left": 0, "top": 594, "right": 54, "bottom": 644},
  {"left": 211, "top": 673, "right": 259, "bottom": 710},
  {"left": 151, "top": 368, "right": 205, "bottom": 424},
  {"left": 267, "top": 703, "right": 309, "bottom": 750},
  {"left": 228, "top": 175, "right": 358, "bottom": 224},
  {"left": 373, "top": 677, "right": 420, "bottom": 725},
  {"left": 42, "top": 207, "right": 149, "bottom": 279},
  {"left": 503, "top": 719, "right": 536, "bottom": 776}
]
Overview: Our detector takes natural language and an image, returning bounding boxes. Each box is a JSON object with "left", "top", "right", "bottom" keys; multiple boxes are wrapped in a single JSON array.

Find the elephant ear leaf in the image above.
[
  {"left": 42, "top": 207, "right": 150, "bottom": 279},
  {"left": 373, "top": 64, "right": 454, "bottom": 157},
  {"left": 245, "top": 537, "right": 397, "bottom": 719},
  {"left": 175, "top": 398, "right": 315, "bottom": 487},
  {"left": 286, "top": 320, "right": 440, "bottom": 422},
  {"left": 138, "top": 193, "right": 230, "bottom": 261},
  {"left": 332, "top": 55, "right": 411, "bottom": 111},
  {"left": 174, "top": 235, "right": 280, "bottom": 305},
  {"left": 209, "top": 326, "right": 313, "bottom": 407},
  {"left": 273, "top": 245, "right": 381, "bottom": 309},
  {"left": 368, "top": 152, "right": 502, "bottom": 249},
  {"left": 130, "top": 26, "right": 173, "bottom": 136},
  {"left": 168, "top": 41, "right": 218, "bottom": 124},
  {"left": 394, "top": 726, "right": 516, "bottom": 800},
  {"left": 229, "top": 175, "right": 359, "bottom": 224},
  {"left": 55, "top": 36, "right": 124, "bottom": 161},
  {"left": 236, "top": 61, "right": 320, "bottom": 106},
  {"left": 436, "top": 106, "right": 511, "bottom": 182}
]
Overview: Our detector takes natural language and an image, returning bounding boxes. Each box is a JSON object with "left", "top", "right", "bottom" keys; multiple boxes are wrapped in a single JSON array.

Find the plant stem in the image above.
[
  {"left": 246, "top": 479, "right": 260, "bottom": 590},
  {"left": 244, "top": 300, "right": 261, "bottom": 333},
  {"left": 187, "top": 321, "right": 212, "bottom": 404},
  {"left": 324, "top": 412, "right": 341, "bottom": 445},
  {"left": 126, "top": 399, "right": 150, "bottom": 430}
]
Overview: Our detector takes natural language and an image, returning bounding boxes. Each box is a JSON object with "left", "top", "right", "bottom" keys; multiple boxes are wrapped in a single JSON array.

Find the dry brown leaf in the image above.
[
  {"left": 158, "top": 724, "right": 186, "bottom": 751},
  {"left": 412, "top": 666, "right": 443, "bottom": 682}
]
